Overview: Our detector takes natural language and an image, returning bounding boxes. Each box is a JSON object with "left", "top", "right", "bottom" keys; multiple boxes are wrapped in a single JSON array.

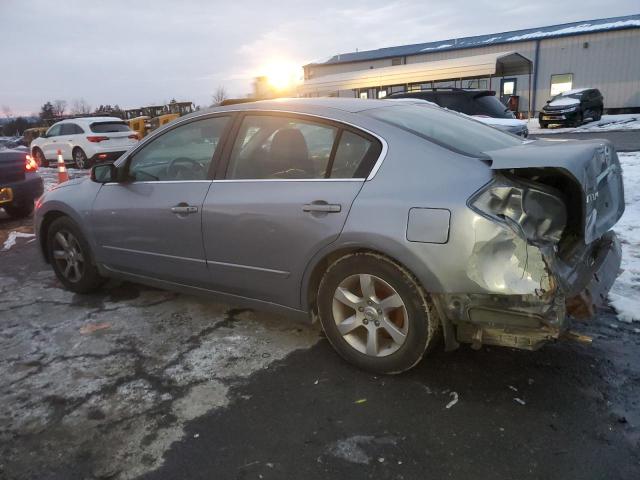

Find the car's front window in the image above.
[
  {"left": 365, "top": 104, "right": 521, "bottom": 157},
  {"left": 127, "top": 116, "right": 229, "bottom": 181}
]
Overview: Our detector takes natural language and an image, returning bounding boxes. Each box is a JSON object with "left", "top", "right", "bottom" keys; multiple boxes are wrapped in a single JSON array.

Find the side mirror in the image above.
[{"left": 91, "top": 163, "right": 117, "bottom": 183}]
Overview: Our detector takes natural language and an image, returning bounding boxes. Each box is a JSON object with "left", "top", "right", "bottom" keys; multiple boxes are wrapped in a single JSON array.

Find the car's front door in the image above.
[
  {"left": 42, "top": 124, "right": 62, "bottom": 160},
  {"left": 91, "top": 115, "right": 231, "bottom": 287},
  {"left": 202, "top": 113, "right": 382, "bottom": 308},
  {"left": 59, "top": 123, "right": 80, "bottom": 160}
]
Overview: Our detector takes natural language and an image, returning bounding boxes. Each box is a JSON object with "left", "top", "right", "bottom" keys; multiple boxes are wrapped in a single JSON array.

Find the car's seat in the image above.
[{"left": 267, "top": 128, "right": 313, "bottom": 178}]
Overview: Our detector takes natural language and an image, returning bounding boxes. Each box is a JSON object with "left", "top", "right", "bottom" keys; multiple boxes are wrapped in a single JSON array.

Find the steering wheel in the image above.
[
  {"left": 167, "top": 157, "right": 205, "bottom": 180},
  {"left": 270, "top": 168, "right": 309, "bottom": 179}
]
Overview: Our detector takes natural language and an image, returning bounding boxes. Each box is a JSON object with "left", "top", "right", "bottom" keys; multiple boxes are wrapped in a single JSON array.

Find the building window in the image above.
[
  {"left": 391, "top": 57, "right": 405, "bottom": 66},
  {"left": 501, "top": 78, "right": 516, "bottom": 96},
  {"left": 359, "top": 91, "right": 368, "bottom": 99},
  {"left": 378, "top": 90, "right": 387, "bottom": 98},
  {"left": 550, "top": 73, "right": 573, "bottom": 96},
  {"left": 434, "top": 80, "right": 456, "bottom": 88},
  {"left": 463, "top": 78, "right": 489, "bottom": 89},
  {"left": 390, "top": 85, "right": 405, "bottom": 94}
]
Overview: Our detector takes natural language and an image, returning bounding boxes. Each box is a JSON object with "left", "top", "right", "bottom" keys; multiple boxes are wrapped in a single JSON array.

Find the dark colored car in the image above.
[
  {"left": 0, "top": 149, "right": 44, "bottom": 219},
  {"left": 388, "top": 89, "right": 528, "bottom": 137},
  {"left": 539, "top": 88, "right": 604, "bottom": 128}
]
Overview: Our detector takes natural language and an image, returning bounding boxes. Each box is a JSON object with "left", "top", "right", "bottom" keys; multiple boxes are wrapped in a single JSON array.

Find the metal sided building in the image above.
[{"left": 301, "top": 14, "right": 640, "bottom": 116}]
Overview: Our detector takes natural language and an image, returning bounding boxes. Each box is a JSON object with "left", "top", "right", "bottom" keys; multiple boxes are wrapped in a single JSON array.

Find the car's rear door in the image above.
[
  {"left": 201, "top": 112, "right": 383, "bottom": 308},
  {"left": 59, "top": 123, "right": 81, "bottom": 160},
  {"left": 90, "top": 114, "right": 232, "bottom": 287}
]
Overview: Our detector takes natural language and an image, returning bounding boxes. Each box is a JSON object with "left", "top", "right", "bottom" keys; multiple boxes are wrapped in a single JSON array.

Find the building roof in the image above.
[{"left": 306, "top": 14, "right": 640, "bottom": 67}]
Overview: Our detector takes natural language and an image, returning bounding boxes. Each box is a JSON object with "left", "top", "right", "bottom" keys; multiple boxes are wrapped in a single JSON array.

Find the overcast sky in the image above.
[{"left": 1, "top": 0, "right": 638, "bottom": 115}]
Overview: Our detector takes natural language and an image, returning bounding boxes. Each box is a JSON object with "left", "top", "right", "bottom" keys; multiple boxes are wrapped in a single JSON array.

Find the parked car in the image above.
[
  {"left": 539, "top": 88, "right": 604, "bottom": 128},
  {"left": 1, "top": 149, "right": 44, "bottom": 219},
  {"left": 30, "top": 117, "right": 139, "bottom": 169},
  {"left": 35, "top": 99, "right": 624, "bottom": 374},
  {"left": 388, "top": 89, "right": 528, "bottom": 137}
]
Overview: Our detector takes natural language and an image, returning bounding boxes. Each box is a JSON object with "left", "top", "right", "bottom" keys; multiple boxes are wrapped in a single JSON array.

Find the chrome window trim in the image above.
[{"left": 114, "top": 108, "right": 389, "bottom": 181}]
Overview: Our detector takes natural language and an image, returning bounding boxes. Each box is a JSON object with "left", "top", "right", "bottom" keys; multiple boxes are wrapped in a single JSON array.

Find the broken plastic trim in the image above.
[{"left": 468, "top": 173, "right": 567, "bottom": 245}]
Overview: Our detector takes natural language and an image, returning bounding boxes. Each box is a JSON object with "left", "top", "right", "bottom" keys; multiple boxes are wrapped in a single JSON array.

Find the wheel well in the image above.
[
  {"left": 72, "top": 146, "right": 84, "bottom": 156},
  {"left": 39, "top": 211, "right": 67, "bottom": 262},
  {"left": 306, "top": 247, "right": 417, "bottom": 315}
]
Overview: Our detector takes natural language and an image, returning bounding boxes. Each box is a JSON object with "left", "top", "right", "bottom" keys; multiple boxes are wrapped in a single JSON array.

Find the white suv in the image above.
[{"left": 31, "top": 117, "right": 139, "bottom": 169}]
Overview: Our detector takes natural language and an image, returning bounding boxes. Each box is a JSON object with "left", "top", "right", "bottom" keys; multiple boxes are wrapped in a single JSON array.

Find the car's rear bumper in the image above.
[
  {"left": 539, "top": 110, "right": 581, "bottom": 125},
  {"left": 0, "top": 173, "right": 44, "bottom": 208},
  {"left": 434, "top": 231, "right": 622, "bottom": 351}
]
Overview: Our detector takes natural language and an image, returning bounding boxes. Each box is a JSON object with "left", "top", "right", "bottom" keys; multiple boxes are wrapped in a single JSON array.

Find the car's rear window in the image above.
[
  {"left": 90, "top": 121, "right": 130, "bottom": 133},
  {"left": 364, "top": 104, "right": 522, "bottom": 157}
]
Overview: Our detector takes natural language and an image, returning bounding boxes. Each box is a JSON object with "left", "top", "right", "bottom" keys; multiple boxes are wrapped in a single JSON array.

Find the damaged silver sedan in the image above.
[{"left": 34, "top": 98, "right": 624, "bottom": 374}]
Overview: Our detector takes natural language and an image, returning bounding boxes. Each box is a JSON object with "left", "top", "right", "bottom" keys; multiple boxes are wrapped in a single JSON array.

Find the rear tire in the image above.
[
  {"left": 33, "top": 148, "right": 47, "bottom": 168},
  {"left": 317, "top": 252, "right": 440, "bottom": 374},
  {"left": 73, "top": 148, "right": 89, "bottom": 169},
  {"left": 4, "top": 202, "right": 34, "bottom": 219},
  {"left": 47, "top": 216, "right": 105, "bottom": 293}
]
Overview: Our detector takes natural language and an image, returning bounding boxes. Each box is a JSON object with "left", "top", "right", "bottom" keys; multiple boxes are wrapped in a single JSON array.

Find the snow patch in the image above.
[
  {"left": 547, "top": 98, "right": 580, "bottom": 107},
  {"left": 528, "top": 114, "right": 640, "bottom": 134},
  {"left": 2, "top": 231, "right": 35, "bottom": 251},
  {"left": 610, "top": 151, "right": 640, "bottom": 322},
  {"left": 420, "top": 43, "right": 454, "bottom": 51},
  {"left": 506, "top": 20, "right": 640, "bottom": 41}
]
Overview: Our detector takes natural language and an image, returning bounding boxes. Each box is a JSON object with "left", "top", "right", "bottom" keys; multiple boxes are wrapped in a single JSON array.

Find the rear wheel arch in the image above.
[{"left": 303, "top": 245, "right": 441, "bottom": 316}]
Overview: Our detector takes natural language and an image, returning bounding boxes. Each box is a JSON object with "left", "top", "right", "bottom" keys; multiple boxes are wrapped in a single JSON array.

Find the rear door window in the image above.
[
  {"left": 90, "top": 122, "right": 131, "bottom": 133},
  {"left": 226, "top": 115, "right": 337, "bottom": 179},
  {"left": 330, "top": 131, "right": 377, "bottom": 179},
  {"left": 60, "top": 123, "right": 83, "bottom": 135}
]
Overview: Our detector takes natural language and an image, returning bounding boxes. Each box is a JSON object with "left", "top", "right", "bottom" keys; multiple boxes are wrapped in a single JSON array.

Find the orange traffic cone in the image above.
[{"left": 57, "top": 149, "right": 69, "bottom": 183}]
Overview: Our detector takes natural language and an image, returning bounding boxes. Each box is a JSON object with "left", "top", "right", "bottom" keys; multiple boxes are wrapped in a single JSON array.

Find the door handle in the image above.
[
  {"left": 171, "top": 205, "right": 199, "bottom": 214},
  {"left": 303, "top": 202, "right": 341, "bottom": 213}
]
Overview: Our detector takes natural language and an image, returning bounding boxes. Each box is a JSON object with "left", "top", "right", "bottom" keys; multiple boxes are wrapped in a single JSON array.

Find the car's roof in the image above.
[
  {"left": 203, "top": 97, "right": 403, "bottom": 115},
  {"left": 56, "top": 116, "right": 123, "bottom": 124}
]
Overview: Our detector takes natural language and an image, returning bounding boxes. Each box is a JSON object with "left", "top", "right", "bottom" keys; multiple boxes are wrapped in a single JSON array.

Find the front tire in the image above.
[
  {"left": 33, "top": 148, "right": 48, "bottom": 168},
  {"left": 3, "top": 202, "right": 34, "bottom": 219},
  {"left": 73, "top": 148, "right": 89, "bottom": 169},
  {"left": 317, "top": 252, "right": 440, "bottom": 374},
  {"left": 47, "top": 216, "right": 105, "bottom": 293}
]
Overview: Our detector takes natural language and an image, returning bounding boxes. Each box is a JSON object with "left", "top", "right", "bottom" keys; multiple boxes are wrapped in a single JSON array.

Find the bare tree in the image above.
[
  {"left": 71, "top": 98, "right": 92, "bottom": 115},
  {"left": 211, "top": 86, "right": 227, "bottom": 106},
  {"left": 1, "top": 105, "right": 12, "bottom": 118},
  {"left": 52, "top": 99, "right": 67, "bottom": 117}
]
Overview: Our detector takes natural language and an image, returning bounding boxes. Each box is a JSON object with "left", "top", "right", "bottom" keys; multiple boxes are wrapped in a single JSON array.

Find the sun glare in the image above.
[{"left": 262, "top": 60, "right": 301, "bottom": 91}]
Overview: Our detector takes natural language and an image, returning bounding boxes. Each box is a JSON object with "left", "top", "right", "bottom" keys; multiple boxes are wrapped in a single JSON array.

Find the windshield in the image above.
[
  {"left": 472, "top": 95, "right": 515, "bottom": 119},
  {"left": 365, "top": 104, "right": 522, "bottom": 157}
]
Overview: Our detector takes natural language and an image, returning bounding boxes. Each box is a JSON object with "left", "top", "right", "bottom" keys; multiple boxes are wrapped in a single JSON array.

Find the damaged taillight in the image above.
[{"left": 470, "top": 174, "right": 567, "bottom": 245}]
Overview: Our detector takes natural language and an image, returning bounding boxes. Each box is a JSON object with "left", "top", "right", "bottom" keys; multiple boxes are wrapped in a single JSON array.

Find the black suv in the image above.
[
  {"left": 388, "top": 89, "right": 516, "bottom": 118},
  {"left": 388, "top": 88, "right": 528, "bottom": 137},
  {"left": 0, "top": 149, "right": 44, "bottom": 219},
  {"left": 539, "top": 88, "right": 603, "bottom": 128}
]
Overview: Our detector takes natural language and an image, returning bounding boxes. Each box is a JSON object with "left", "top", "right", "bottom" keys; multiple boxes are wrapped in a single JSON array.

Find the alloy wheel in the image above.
[
  {"left": 332, "top": 273, "right": 409, "bottom": 357},
  {"left": 74, "top": 150, "right": 87, "bottom": 169},
  {"left": 52, "top": 230, "right": 85, "bottom": 283}
]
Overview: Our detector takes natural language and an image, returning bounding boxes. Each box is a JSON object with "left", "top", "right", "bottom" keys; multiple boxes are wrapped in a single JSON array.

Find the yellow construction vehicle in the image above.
[{"left": 123, "top": 101, "right": 195, "bottom": 138}]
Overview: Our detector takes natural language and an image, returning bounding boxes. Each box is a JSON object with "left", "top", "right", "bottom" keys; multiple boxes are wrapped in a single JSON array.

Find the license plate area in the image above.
[{"left": 0, "top": 187, "right": 14, "bottom": 204}]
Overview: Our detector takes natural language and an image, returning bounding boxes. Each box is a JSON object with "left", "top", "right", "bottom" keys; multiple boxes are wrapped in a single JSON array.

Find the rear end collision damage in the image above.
[{"left": 432, "top": 141, "right": 624, "bottom": 351}]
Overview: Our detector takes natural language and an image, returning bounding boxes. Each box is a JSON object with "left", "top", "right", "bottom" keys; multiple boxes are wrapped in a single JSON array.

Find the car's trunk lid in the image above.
[{"left": 485, "top": 138, "right": 625, "bottom": 245}]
